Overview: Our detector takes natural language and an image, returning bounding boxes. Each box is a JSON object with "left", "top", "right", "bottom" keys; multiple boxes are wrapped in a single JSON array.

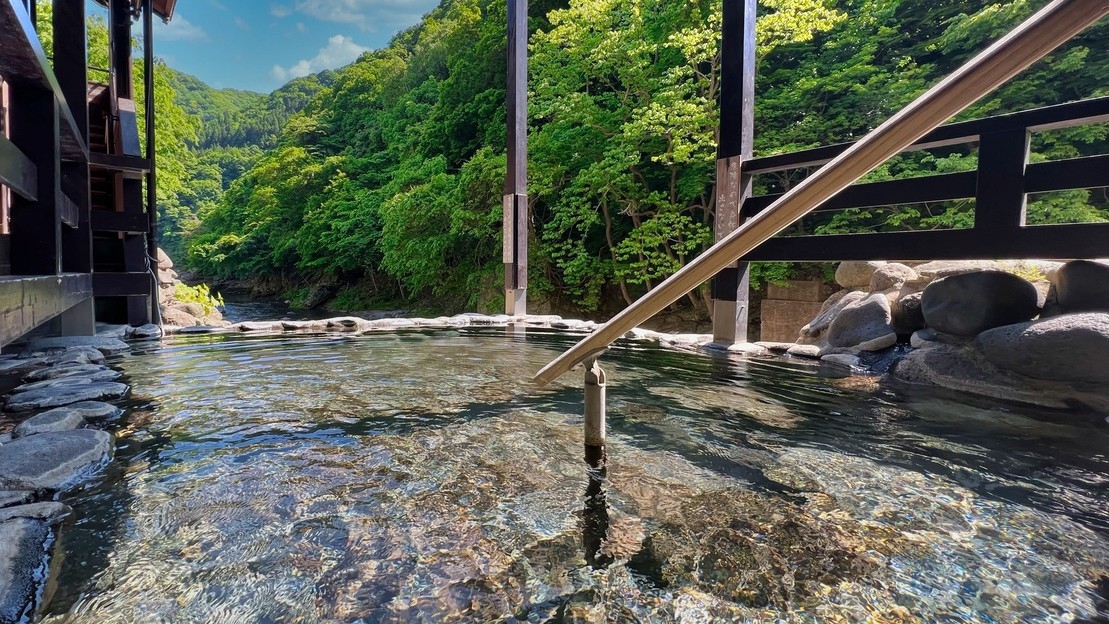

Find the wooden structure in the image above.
[
  {"left": 536, "top": 0, "right": 1109, "bottom": 387},
  {"left": 503, "top": 0, "right": 528, "bottom": 315},
  {"left": 0, "top": 0, "right": 174, "bottom": 347}
]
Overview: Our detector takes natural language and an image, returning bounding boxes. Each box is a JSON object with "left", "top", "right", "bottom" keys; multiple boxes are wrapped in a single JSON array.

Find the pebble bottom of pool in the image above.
[{"left": 38, "top": 328, "right": 1109, "bottom": 623}]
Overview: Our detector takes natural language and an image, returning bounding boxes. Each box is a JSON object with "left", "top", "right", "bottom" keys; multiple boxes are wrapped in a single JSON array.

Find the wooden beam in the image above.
[
  {"left": 53, "top": 0, "right": 89, "bottom": 143},
  {"left": 744, "top": 171, "right": 978, "bottom": 216},
  {"left": 93, "top": 271, "right": 149, "bottom": 296},
  {"left": 9, "top": 87, "right": 61, "bottom": 275},
  {"left": 0, "top": 133, "right": 37, "bottom": 200},
  {"left": 503, "top": 0, "right": 528, "bottom": 314},
  {"left": 742, "top": 223, "right": 1109, "bottom": 262},
  {"left": 91, "top": 209, "right": 148, "bottom": 233},
  {"left": 89, "top": 152, "right": 151, "bottom": 176},
  {"left": 0, "top": 273, "right": 92, "bottom": 346},
  {"left": 711, "top": 0, "right": 756, "bottom": 344},
  {"left": 1025, "top": 154, "right": 1109, "bottom": 193},
  {"left": 743, "top": 96, "right": 1109, "bottom": 175},
  {"left": 0, "top": 0, "right": 88, "bottom": 160},
  {"left": 975, "top": 128, "right": 1028, "bottom": 231},
  {"left": 535, "top": 0, "right": 1109, "bottom": 385},
  {"left": 59, "top": 192, "right": 79, "bottom": 228}
]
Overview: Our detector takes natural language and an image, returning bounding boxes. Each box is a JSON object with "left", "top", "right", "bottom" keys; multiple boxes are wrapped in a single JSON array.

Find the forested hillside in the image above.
[
  {"left": 158, "top": 69, "right": 333, "bottom": 259},
  {"left": 181, "top": 0, "right": 1109, "bottom": 315}
]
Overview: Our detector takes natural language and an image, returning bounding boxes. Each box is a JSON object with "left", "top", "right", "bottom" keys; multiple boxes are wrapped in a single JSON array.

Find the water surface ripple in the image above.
[{"left": 42, "top": 329, "right": 1109, "bottom": 623}]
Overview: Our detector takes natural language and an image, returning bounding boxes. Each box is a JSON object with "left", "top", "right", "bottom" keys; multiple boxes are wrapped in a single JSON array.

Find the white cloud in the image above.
[
  {"left": 290, "top": 0, "right": 434, "bottom": 31},
  {"left": 271, "top": 34, "right": 367, "bottom": 82},
  {"left": 270, "top": 4, "right": 293, "bottom": 17},
  {"left": 156, "top": 15, "right": 209, "bottom": 42},
  {"left": 296, "top": 22, "right": 307, "bottom": 32},
  {"left": 234, "top": 16, "right": 251, "bottom": 31}
]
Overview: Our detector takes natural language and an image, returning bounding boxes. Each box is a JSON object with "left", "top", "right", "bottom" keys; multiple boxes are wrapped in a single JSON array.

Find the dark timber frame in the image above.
[
  {"left": 503, "top": 0, "right": 528, "bottom": 315},
  {"left": 0, "top": 0, "right": 172, "bottom": 347}
]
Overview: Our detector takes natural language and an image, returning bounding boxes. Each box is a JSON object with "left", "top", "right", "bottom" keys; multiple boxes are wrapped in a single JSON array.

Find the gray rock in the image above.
[
  {"left": 835, "top": 261, "right": 885, "bottom": 289},
  {"left": 868, "top": 263, "right": 917, "bottom": 292},
  {"left": 4, "top": 382, "right": 129, "bottom": 412},
  {"left": 21, "top": 336, "right": 130, "bottom": 358},
  {"left": 0, "top": 502, "right": 71, "bottom": 525},
  {"left": 0, "top": 491, "right": 34, "bottom": 509},
  {"left": 42, "top": 346, "right": 106, "bottom": 366},
  {"left": 827, "top": 293, "right": 893, "bottom": 348},
  {"left": 24, "top": 364, "right": 116, "bottom": 382},
  {"left": 976, "top": 313, "right": 1109, "bottom": 386},
  {"left": 910, "top": 328, "right": 941, "bottom": 349},
  {"left": 891, "top": 291, "right": 925, "bottom": 335},
  {"left": 787, "top": 344, "right": 822, "bottom": 358},
  {"left": 131, "top": 324, "right": 163, "bottom": 339},
  {"left": 302, "top": 284, "right": 335, "bottom": 309},
  {"left": 821, "top": 353, "right": 861, "bottom": 368},
  {"left": 12, "top": 374, "right": 117, "bottom": 394},
  {"left": 37, "top": 402, "right": 122, "bottom": 422},
  {"left": 921, "top": 270, "right": 1038, "bottom": 337},
  {"left": 912, "top": 260, "right": 1004, "bottom": 282},
  {"left": 857, "top": 332, "right": 897, "bottom": 352},
  {"left": 800, "top": 291, "right": 866, "bottom": 343},
  {"left": 156, "top": 247, "right": 174, "bottom": 270},
  {"left": 95, "top": 324, "right": 131, "bottom": 339},
  {"left": 0, "top": 359, "right": 42, "bottom": 374},
  {"left": 236, "top": 321, "right": 281, "bottom": 332},
  {"left": 325, "top": 317, "right": 363, "bottom": 328},
  {"left": 755, "top": 341, "right": 795, "bottom": 353},
  {"left": 0, "top": 430, "right": 113, "bottom": 491},
  {"left": 162, "top": 307, "right": 200, "bottom": 327},
  {"left": 1052, "top": 260, "right": 1109, "bottom": 313},
  {"left": 176, "top": 325, "right": 231, "bottom": 334},
  {"left": 280, "top": 320, "right": 325, "bottom": 331},
  {"left": 0, "top": 519, "right": 52, "bottom": 624},
  {"left": 12, "top": 409, "right": 85, "bottom": 439}
]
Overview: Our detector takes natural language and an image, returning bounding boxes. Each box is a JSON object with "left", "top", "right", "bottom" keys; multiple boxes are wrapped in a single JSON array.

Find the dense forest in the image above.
[{"left": 167, "top": 0, "right": 1107, "bottom": 315}]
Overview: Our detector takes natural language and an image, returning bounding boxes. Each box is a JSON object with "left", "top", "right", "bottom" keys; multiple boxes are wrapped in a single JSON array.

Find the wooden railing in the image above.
[{"left": 535, "top": 0, "right": 1109, "bottom": 385}]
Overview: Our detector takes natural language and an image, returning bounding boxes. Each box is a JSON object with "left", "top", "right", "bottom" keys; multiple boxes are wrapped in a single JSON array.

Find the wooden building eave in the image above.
[
  {"left": 92, "top": 0, "right": 177, "bottom": 22},
  {"left": 0, "top": 0, "right": 88, "bottom": 161}
]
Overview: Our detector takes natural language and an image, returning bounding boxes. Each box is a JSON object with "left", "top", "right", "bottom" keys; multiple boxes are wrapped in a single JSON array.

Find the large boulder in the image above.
[
  {"left": 156, "top": 247, "right": 174, "bottom": 270},
  {"left": 799, "top": 291, "right": 865, "bottom": 344},
  {"left": 976, "top": 313, "right": 1109, "bottom": 386},
  {"left": 1051, "top": 260, "right": 1109, "bottom": 313},
  {"left": 912, "top": 260, "right": 1004, "bottom": 282},
  {"left": 835, "top": 261, "right": 885, "bottom": 289},
  {"left": 162, "top": 307, "right": 200, "bottom": 327},
  {"left": 921, "top": 271, "right": 1038, "bottom": 337},
  {"left": 827, "top": 293, "right": 894, "bottom": 348},
  {"left": 12, "top": 409, "right": 85, "bottom": 439},
  {"left": 868, "top": 263, "right": 917, "bottom": 292},
  {"left": 891, "top": 292, "right": 925, "bottom": 336},
  {"left": 0, "top": 430, "right": 113, "bottom": 491}
]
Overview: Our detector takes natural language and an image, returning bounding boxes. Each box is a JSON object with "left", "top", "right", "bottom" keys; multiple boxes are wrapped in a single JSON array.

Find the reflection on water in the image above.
[{"left": 42, "top": 329, "right": 1109, "bottom": 622}]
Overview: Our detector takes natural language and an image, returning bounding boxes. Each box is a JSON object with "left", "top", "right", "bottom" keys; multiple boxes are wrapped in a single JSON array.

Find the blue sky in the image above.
[{"left": 142, "top": 0, "right": 442, "bottom": 93}]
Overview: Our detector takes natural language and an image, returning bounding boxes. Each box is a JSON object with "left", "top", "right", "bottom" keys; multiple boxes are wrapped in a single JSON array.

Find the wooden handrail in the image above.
[{"left": 534, "top": 0, "right": 1109, "bottom": 385}]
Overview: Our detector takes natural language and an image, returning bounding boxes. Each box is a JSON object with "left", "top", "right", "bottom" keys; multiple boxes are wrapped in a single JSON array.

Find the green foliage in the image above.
[
  {"left": 178, "top": 0, "right": 1107, "bottom": 316},
  {"left": 173, "top": 283, "right": 225, "bottom": 316}
]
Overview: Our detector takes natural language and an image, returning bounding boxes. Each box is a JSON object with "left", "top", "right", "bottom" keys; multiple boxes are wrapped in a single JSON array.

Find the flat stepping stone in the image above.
[
  {"left": 0, "top": 518, "right": 52, "bottom": 624},
  {"left": 39, "top": 401, "right": 122, "bottom": 422},
  {"left": 12, "top": 409, "right": 85, "bottom": 439},
  {"left": 42, "top": 346, "right": 106, "bottom": 366},
  {"left": 24, "top": 364, "right": 115, "bottom": 382},
  {"left": 0, "top": 430, "right": 113, "bottom": 491},
  {"left": 21, "top": 336, "right": 130, "bottom": 358},
  {"left": 4, "top": 382, "right": 129, "bottom": 412},
  {"left": 12, "top": 373, "right": 119, "bottom": 394},
  {"left": 0, "top": 502, "right": 70, "bottom": 525},
  {"left": 131, "top": 324, "right": 163, "bottom": 339},
  {"left": 0, "top": 359, "right": 43, "bottom": 373},
  {"left": 0, "top": 491, "right": 34, "bottom": 509}
]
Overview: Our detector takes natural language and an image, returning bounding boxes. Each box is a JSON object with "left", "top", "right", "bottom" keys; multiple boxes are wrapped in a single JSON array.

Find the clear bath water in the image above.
[{"left": 39, "top": 328, "right": 1109, "bottom": 623}]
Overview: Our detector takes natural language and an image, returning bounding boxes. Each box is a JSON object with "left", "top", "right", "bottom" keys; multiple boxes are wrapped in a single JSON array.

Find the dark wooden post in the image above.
[
  {"left": 503, "top": 0, "right": 527, "bottom": 316},
  {"left": 9, "top": 87, "right": 61, "bottom": 276},
  {"left": 143, "top": 0, "right": 161, "bottom": 324},
  {"left": 55, "top": 0, "right": 93, "bottom": 276},
  {"left": 975, "top": 128, "right": 1029, "bottom": 233},
  {"left": 109, "top": 0, "right": 151, "bottom": 325},
  {"left": 711, "top": 0, "right": 756, "bottom": 344}
]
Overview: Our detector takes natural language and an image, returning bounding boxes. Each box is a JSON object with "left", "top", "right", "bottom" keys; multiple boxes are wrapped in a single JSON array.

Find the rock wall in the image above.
[
  {"left": 791, "top": 259, "right": 1109, "bottom": 410},
  {"left": 156, "top": 248, "right": 231, "bottom": 328}
]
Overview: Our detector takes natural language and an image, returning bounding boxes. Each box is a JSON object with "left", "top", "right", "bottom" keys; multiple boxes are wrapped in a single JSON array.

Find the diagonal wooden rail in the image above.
[{"left": 535, "top": 0, "right": 1109, "bottom": 386}]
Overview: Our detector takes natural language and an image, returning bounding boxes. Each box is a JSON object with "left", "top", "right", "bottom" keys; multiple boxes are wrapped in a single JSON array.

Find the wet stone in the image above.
[
  {"left": 41, "top": 346, "right": 105, "bottom": 366},
  {"left": 4, "top": 382, "right": 129, "bottom": 412},
  {"left": 21, "top": 336, "right": 130, "bottom": 357},
  {"left": 48, "top": 401, "right": 123, "bottom": 422},
  {"left": 12, "top": 373, "right": 119, "bottom": 394},
  {"left": 176, "top": 325, "right": 232, "bottom": 335},
  {"left": 0, "top": 491, "right": 34, "bottom": 509},
  {"left": 922, "top": 271, "right": 1038, "bottom": 337},
  {"left": 0, "top": 518, "right": 52, "bottom": 624},
  {"left": 131, "top": 324, "right": 163, "bottom": 339},
  {"left": 12, "top": 409, "right": 85, "bottom": 438},
  {"left": 24, "top": 364, "right": 117, "bottom": 383},
  {"left": 0, "top": 502, "right": 71, "bottom": 525},
  {"left": 0, "top": 430, "right": 113, "bottom": 491}
]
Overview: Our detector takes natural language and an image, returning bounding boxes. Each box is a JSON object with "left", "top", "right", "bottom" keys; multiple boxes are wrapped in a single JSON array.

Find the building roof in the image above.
[{"left": 91, "top": 0, "right": 179, "bottom": 22}]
